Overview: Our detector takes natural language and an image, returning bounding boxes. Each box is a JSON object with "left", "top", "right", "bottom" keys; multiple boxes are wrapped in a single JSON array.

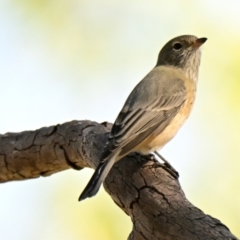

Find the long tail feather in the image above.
[{"left": 79, "top": 157, "right": 115, "bottom": 201}]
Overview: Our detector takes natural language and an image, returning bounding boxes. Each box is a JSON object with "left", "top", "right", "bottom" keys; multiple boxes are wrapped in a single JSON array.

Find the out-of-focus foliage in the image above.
[{"left": 0, "top": 0, "right": 239, "bottom": 239}]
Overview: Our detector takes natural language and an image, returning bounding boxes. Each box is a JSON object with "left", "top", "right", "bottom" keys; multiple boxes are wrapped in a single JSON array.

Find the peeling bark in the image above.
[{"left": 0, "top": 120, "right": 238, "bottom": 240}]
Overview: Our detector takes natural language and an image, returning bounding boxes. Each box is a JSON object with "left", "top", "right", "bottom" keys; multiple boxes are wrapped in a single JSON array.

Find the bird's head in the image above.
[{"left": 156, "top": 35, "right": 207, "bottom": 82}]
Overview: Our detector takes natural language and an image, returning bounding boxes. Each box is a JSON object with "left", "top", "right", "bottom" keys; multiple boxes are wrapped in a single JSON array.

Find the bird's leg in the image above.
[
  {"left": 154, "top": 151, "right": 179, "bottom": 179},
  {"left": 136, "top": 151, "right": 179, "bottom": 179}
]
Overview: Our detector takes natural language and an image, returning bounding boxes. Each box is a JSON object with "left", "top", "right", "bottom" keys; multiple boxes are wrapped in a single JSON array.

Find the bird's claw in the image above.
[
  {"left": 154, "top": 151, "right": 179, "bottom": 179},
  {"left": 135, "top": 152, "right": 179, "bottom": 179}
]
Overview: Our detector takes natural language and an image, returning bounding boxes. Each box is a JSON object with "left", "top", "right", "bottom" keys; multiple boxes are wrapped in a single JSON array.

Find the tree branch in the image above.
[{"left": 0, "top": 120, "right": 238, "bottom": 239}]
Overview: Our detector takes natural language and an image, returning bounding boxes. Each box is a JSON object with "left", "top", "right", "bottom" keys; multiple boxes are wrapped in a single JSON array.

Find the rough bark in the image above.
[{"left": 0, "top": 120, "right": 238, "bottom": 240}]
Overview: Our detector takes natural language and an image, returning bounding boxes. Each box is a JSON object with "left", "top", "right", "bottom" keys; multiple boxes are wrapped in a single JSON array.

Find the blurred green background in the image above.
[{"left": 0, "top": 1, "right": 240, "bottom": 239}]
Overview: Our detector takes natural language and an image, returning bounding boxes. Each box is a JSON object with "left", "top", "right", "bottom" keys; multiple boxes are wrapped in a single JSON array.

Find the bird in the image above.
[{"left": 79, "top": 35, "right": 207, "bottom": 201}]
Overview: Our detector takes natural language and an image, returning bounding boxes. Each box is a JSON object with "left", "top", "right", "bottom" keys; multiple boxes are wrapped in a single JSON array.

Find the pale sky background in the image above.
[{"left": 0, "top": 1, "right": 240, "bottom": 239}]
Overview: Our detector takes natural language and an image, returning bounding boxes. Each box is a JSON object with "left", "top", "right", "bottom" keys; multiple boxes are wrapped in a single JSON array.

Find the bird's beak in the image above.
[{"left": 191, "top": 37, "right": 207, "bottom": 48}]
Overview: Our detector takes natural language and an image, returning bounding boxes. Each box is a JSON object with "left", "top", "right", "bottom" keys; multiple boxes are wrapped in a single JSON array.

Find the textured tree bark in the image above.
[{"left": 0, "top": 120, "right": 238, "bottom": 240}]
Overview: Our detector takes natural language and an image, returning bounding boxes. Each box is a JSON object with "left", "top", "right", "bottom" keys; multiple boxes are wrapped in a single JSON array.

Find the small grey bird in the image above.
[{"left": 79, "top": 35, "right": 207, "bottom": 201}]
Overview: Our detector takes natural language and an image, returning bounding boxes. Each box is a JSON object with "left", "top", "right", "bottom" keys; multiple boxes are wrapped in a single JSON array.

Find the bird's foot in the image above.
[
  {"left": 154, "top": 151, "right": 179, "bottom": 179},
  {"left": 135, "top": 152, "right": 179, "bottom": 179}
]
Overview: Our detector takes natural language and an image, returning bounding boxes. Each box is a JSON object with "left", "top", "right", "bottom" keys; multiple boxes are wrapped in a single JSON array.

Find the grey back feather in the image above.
[{"left": 100, "top": 65, "right": 187, "bottom": 162}]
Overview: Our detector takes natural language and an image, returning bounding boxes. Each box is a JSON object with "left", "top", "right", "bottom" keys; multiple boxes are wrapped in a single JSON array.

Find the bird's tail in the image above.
[{"left": 78, "top": 157, "right": 115, "bottom": 201}]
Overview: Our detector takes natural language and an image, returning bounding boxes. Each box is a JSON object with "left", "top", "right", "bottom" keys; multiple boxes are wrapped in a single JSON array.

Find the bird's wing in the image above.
[{"left": 101, "top": 66, "right": 187, "bottom": 161}]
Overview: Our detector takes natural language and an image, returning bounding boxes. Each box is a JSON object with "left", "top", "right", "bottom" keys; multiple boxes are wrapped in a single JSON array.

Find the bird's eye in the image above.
[{"left": 173, "top": 42, "right": 182, "bottom": 51}]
